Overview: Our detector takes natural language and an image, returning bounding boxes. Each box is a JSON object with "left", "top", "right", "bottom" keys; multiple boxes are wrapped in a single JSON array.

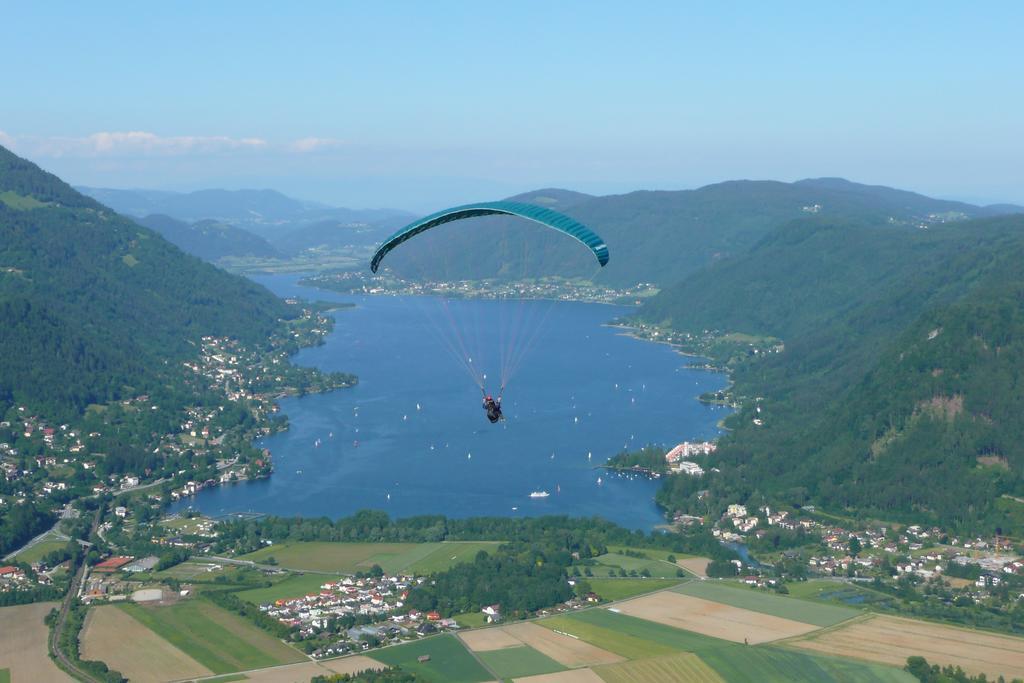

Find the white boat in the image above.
[{"left": 529, "top": 490, "right": 550, "bottom": 498}]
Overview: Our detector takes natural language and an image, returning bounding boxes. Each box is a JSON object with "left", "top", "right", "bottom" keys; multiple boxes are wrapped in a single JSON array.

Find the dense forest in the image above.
[
  {"left": 0, "top": 144, "right": 291, "bottom": 420},
  {"left": 642, "top": 213, "right": 1024, "bottom": 533}
]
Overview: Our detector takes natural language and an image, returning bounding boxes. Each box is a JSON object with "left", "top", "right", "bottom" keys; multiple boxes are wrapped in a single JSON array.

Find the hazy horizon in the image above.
[{"left": 4, "top": 1, "right": 1022, "bottom": 211}]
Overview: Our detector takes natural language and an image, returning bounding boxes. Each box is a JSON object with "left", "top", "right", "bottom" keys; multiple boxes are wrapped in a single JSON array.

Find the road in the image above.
[{"left": 48, "top": 508, "right": 102, "bottom": 683}]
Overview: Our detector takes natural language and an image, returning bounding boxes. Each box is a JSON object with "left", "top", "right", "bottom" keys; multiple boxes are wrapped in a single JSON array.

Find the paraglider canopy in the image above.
[{"left": 370, "top": 200, "right": 609, "bottom": 273}]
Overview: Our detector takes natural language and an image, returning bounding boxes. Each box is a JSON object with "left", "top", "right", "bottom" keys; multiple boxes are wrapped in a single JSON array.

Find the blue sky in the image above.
[{"left": 3, "top": 2, "right": 1022, "bottom": 210}]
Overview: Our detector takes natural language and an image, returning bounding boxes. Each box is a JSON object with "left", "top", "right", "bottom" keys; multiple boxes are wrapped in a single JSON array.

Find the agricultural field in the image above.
[
  {"left": 152, "top": 561, "right": 238, "bottom": 581},
  {"left": 462, "top": 621, "right": 623, "bottom": 668},
  {"left": 404, "top": 541, "right": 503, "bottom": 573},
  {"left": 120, "top": 599, "right": 305, "bottom": 674},
  {"left": 238, "top": 540, "right": 501, "bottom": 574},
  {"left": 371, "top": 634, "right": 492, "bottom": 683},
  {"left": 697, "top": 645, "right": 914, "bottom": 683},
  {"left": 0, "top": 603, "right": 73, "bottom": 683},
  {"left": 239, "top": 541, "right": 427, "bottom": 572},
  {"left": 673, "top": 581, "right": 859, "bottom": 627},
  {"left": 586, "top": 552, "right": 682, "bottom": 579},
  {"left": 236, "top": 572, "right": 342, "bottom": 604},
  {"left": 791, "top": 614, "right": 1024, "bottom": 681},
  {"left": 0, "top": 668, "right": 10, "bottom": 683},
  {"left": 10, "top": 536, "right": 67, "bottom": 564},
  {"left": 81, "top": 605, "right": 211, "bottom": 682},
  {"left": 477, "top": 644, "right": 567, "bottom": 679},
  {"left": 615, "top": 592, "right": 819, "bottom": 644},
  {"left": 584, "top": 578, "right": 682, "bottom": 602},
  {"left": 593, "top": 652, "right": 724, "bottom": 683},
  {"left": 516, "top": 671, "right": 604, "bottom": 683},
  {"left": 539, "top": 609, "right": 721, "bottom": 660},
  {"left": 784, "top": 580, "right": 895, "bottom": 610},
  {"left": 676, "top": 557, "right": 710, "bottom": 577}
]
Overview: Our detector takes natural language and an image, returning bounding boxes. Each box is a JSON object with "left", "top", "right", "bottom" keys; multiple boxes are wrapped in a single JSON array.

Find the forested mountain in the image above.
[
  {"left": 135, "top": 214, "right": 282, "bottom": 262},
  {"left": 0, "top": 145, "right": 290, "bottom": 420},
  {"left": 382, "top": 179, "right": 1020, "bottom": 288},
  {"left": 77, "top": 186, "right": 414, "bottom": 241},
  {"left": 646, "top": 213, "right": 1024, "bottom": 533}
]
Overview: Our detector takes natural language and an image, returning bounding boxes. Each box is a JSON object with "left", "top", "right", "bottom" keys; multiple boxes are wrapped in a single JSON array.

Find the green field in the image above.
[
  {"left": 0, "top": 190, "right": 48, "bottom": 210},
  {"left": 11, "top": 539, "right": 67, "bottom": 564},
  {"left": 543, "top": 605, "right": 910, "bottom": 683},
  {"left": 588, "top": 552, "right": 683, "bottom": 579},
  {"left": 541, "top": 609, "right": 725, "bottom": 660},
  {"left": 697, "top": 646, "right": 913, "bottom": 683},
  {"left": 240, "top": 541, "right": 429, "bottom": 572},
  {"left": 673, "top": 581, "right": 859, "bottom": 627},
  {"left": 784, "top": 580, "right": 895, "bottom": 609},
  {"left": 239, "top": 541, "right": 502, "bottom": 574},
  {"left": 200, "top": 675, "right": 249, "bottom": 683},
  {"left": 371, "top": 634, "right": 491, "bottom": 683},
  {"left": 405, "top": 542, "right": 503, "bottom": 573},
  {"left": 585, "top": 578, "right": 683, "bottom": 601},
  {"left": 236, "top": 573, "right": 340, "bottom": 604},
  {"left": 605, "top": 545, "right": 694, "bottom": 561},
  {"left": 452, "top": 611, "right": 488, "bottom": 628},
  {"left": 119, "top": 600, "right": 305, "bottom": 674},
  {"left": 476, "top": 644, "right": 566, "bottom": 679},
  {"left": 0, "top": 667, "right": 10, "bottom": 683},
  {"left": 595, "top": 652, "right": 724, "bottom": 683}
]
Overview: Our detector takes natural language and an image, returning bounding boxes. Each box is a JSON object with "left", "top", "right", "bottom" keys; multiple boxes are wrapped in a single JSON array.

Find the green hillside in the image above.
[
  {"left": 136, "top": 214, "right": 282, "bottom": 262},
  {"left": 646, "top": 213, "right": 1024, "bottom": 532},
  {"left": 0, "top": 144, "right": 290, "bottom": 420},
  {"left": 381, "top": 179, "right": 1014, "bottom": 288}
]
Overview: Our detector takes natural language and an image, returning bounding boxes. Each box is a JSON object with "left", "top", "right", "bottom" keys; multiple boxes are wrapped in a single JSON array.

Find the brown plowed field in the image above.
[
  {"left": 614, "top": 591, "right": 818, "bottom": 644},
  {"left": 791, "top": 614, "right": 1024, "bottom": 681}
]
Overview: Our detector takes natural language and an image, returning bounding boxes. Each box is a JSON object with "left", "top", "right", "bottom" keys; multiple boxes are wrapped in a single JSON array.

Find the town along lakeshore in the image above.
[{"left": 173, "top": 275, "right": 731, "bottom": 529}]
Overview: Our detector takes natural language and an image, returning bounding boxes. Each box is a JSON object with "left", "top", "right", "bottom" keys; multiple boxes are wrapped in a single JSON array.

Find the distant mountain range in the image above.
[
  {"left": 381, "top": 179, "right": 1023, "bottom": 288},
  {"left": 76, "top": 186, "right": 415, "bottom": 240}
]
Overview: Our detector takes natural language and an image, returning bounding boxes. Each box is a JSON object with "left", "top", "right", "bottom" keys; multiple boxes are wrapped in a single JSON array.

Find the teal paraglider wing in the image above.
[{"left": 370, "top": 201, "right": 609, "bottom": 273}]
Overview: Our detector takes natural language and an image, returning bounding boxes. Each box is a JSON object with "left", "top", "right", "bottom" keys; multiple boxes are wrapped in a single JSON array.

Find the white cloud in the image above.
[
  {"left": 289, "top": 137, "right": 344, "bottom": 153},
  {"left": 29, "top": 131, "right": 268, "bottom": 157},
  {"left": 1, "top": 131, "right": 347, "bottom": 159}
]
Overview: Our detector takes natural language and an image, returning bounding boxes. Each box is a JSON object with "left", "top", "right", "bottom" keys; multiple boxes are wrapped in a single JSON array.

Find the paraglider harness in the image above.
[{"left": 482, "top": 392, "right": 504, "bottom": 423}]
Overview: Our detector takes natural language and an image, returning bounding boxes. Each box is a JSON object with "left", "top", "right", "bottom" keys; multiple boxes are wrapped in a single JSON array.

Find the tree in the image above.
[{"left": 848, "top": 536, "right": 862, "bottom": 558}]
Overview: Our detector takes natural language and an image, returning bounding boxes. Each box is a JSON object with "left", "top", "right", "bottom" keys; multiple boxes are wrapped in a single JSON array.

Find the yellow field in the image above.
[
  {"left": 227, "top": 656, "right": 385, "bottom": 682},
  {"left": 459, "top": 626, "right": 524, "bottom": 651},
  {"left": 498, "top": 622, "right": 625, "bottom": 668},
  {"left": 513, "top": 669, "right": 605, "bottom": 683},
  {"left": 0, "top": 602, "right": 73, "bottom": 683},
  {"left": 81, "top": 605, "right": 211, "bottom": 682},
  {"left": 676, "top": 557, "right": 710, "bottom": 577},
  {"left": 614, "top": 591, "right": 818, "bottom": 644},
  {"left": 594, "top": 653, "right": 725, "bottom": 683},
  {"left": 791, "top": 614, "right": 1024, "bottom": 681}
]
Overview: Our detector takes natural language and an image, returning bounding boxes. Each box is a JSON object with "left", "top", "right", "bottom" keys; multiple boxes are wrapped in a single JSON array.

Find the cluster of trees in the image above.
[
  {"left": 905, "top": 656, "right": 1020, "bottom": 683},
  {"left": 605, "top": 445, "right": 668, "bottom": 473},
  {"left": 0, "top": 500, "right": 54, "bottom": 556},
  {"left": 213, "top": 511, "right": 739, "bottom": 565},
  {"left": 312, "top": 668, "right": 420, "bottom": 683},
  {"left": 405, "top": 550, "right": 572, "bottom": 617}
]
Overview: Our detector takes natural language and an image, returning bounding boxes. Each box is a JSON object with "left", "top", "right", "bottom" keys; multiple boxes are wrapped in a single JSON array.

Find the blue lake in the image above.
[{"left": 173, "top": 275, "right": 731, "bottom": 529}]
